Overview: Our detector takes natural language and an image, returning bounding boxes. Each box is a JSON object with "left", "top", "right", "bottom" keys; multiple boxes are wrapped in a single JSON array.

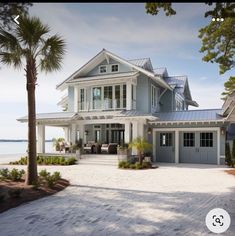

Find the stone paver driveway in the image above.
[{"left": 0, "top": 163, "right": 235, "bottom": 236}]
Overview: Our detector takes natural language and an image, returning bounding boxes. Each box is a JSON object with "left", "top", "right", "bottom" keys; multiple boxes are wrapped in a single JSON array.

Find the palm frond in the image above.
[
  {"left": 39, "top": 34, "right": 66, "bottom": 72},
  {"left": 0, "top": 51, "right": 22, "bottom": 68},
  {"left": 16, "top": 15, "right": 50, "bottom": 50}
]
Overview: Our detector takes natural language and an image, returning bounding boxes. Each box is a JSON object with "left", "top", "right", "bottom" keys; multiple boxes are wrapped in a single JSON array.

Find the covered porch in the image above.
[{"left": 18, "top": 111, "right": 157, "bottom": 154}]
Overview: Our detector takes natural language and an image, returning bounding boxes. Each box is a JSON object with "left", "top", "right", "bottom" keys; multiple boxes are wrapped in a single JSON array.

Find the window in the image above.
[
  {"left": 99, "top": 65, "right": 107, "bottom": 73},
  {"left": 200, "top": 132, "right": 213, "bottom": 147},
  {"left": 92, "top": 87, "right": 102, "bottom": 109},
  {"left": 95, "top": 130, "right": 101, "bottom": 142},
  {"left": 104, "top": 86, "right": 113, "bottom": 109},
  {"left": 123, "top": 84, "right": 126, "bottom": 108},
  {"left": 111, "top": 64, "right": 119, "bottom": 72},
  {"left": 115, "top": 85, "right": 120, "bottom": 108},
  {"left": 183, "top": 133, "right": 195, "bottom": 147},
  {"left": 160, "top": 133, "right": 172, "bottom": 146},
  {"left": 151, "top": 85, "right": 157, "bottom": 107},
  {"left": 80, "top": 88, "right": 85, "bottom": 110}
]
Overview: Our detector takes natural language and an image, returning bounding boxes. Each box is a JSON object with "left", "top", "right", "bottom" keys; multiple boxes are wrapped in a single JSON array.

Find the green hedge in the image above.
[
  {"left": 118, "top": 160, "right": 152, "bottom": 170},
  {"left": 9, "top": 156, "right": 77, "bottom": 166}
]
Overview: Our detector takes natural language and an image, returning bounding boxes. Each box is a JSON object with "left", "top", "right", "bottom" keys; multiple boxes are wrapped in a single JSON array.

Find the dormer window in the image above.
[
  {"left": 111, "top": 64, "right": 119, "bottom": 72},
  {"left": 99, "top": 65, "right": 107, "bottom": 73}
]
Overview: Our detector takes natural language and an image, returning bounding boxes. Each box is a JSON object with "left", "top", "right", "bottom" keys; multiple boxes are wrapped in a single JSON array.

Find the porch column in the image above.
[
  {"left": 132, "top": 121, "right": 138, "bottom": 155},
  {"left": 153, "top": 130, "right": 156, "bottom": 162},
  {"left": 70, "top": 124, "right": 77, "bottom": 144},
  {"left": 137, "top": 121, "right": 145, "bottom": 139},
  {"left": 175, "top": 130, "right": 179, "bottom": 164},
  {"left": 124, "top": 121, "right": 131, "bottom": 144},
  {"left": 64, "top": 127, "right": 70, "bottom": 143},
  {"left": 78, "top": 124, "right": 85, "bottom": 143},
  {"left": 37, "top": 125, "right": 45, "bottom": 153},
  {"left": 126, "top": 81, "right": 132, "bottom": 110}
]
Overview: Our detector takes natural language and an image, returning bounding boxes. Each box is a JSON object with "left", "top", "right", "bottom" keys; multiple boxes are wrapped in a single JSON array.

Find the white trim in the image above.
[{"left": 150, "top": 120, "right": 226, "bottom": 124}]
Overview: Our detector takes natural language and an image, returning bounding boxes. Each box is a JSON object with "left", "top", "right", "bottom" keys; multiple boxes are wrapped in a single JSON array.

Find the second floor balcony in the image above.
[{"left": 78, "top": 98, "right": 136, "bottom": 112}]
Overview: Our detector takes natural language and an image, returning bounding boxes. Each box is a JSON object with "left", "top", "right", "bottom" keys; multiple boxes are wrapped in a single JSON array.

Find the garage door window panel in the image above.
[
  {"left": 183, "top": 132, "right": 195, "bottom": 147},
  {"left": 160, "top": 133, "right": 172, "bottom": 146},
  {"left": 200, "top": 132, "right": 213, "bottom": 147}
]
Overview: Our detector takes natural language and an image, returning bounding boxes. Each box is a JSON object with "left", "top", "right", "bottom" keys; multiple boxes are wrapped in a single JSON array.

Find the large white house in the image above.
[{"left": 18, "top": 49, "right": 235, "bottom": 165}]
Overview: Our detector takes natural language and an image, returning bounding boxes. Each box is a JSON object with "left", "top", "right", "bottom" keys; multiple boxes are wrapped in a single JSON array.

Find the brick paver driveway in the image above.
[{"left": 0, "top": 163, "right": 235, "bottom": 236}]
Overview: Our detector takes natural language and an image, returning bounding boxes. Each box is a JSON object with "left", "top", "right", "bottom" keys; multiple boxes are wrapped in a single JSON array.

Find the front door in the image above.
[
  {"left": 111, "top": 130, "right": 124, "bottom": 145},
  {"left": 156, "top": 132, "right": 175, "bottom": 162}
]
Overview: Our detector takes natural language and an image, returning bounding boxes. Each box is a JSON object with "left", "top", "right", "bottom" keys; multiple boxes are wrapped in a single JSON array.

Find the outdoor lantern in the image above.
[
  {"left": 147, "top": 127, "right": 152, "bottom": 135},
  {"left": 221, "top": 128, "right": 225, "bottom": 135},
  {"left": 85, "top": 130, "right": 88, "bottom": 135}
]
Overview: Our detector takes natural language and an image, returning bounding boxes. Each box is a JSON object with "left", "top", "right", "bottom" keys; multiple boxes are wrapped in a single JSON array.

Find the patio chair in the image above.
[
  {"left": 83, "top": 141, "right": 95, "bottom": 154},
  {"left": 101, "top": 143, "right": 118, "bottom": 154}
]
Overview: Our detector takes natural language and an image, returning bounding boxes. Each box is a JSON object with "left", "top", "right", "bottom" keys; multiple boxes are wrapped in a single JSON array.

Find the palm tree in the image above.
[
  {"left": 128, "top": 137, "right": 152, "bottom": 165},
  {"left": 0, "top": 16, "right": 65, "bottom": 185}
]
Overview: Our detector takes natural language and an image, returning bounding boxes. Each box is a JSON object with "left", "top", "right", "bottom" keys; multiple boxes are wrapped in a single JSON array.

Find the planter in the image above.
[{"left": 117, "top": 149, "right": 130, "bottom": 161}]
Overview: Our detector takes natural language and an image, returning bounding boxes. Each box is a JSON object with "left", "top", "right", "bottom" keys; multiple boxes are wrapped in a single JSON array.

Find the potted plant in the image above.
[
  {"left": 128, "top": 137, "right": 152, "bottom": 165},
  {"left": 52, "top": 137, "right": 65, "bottom": 152},
  {"left": 117, "top": 143, "right": 130, "bottom": 161}
]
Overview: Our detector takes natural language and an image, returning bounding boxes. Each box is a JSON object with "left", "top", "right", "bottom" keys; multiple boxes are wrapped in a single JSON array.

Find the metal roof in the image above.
[
  {"left": 154, "top": 67, "right": 167, "bottom": 76},
  {"left": 115, "top": 110, "right": 158, "bottom": 121},
  {"left": 153, "top": 109, "right": 224, "bottom": 122},
  {"left": 128, "top": 58, "right": 153, "bottom": 72},
  {"left": 165, "top": 76, "right": 187, "bottom": 94},
  {"left": 17, "top": 112, "right": 76, "bottom": 122}
]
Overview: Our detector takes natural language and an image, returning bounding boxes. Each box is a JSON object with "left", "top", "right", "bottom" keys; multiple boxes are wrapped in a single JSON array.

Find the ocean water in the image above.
[{"left": 0, "top": 142, "right": 54, "bottom": 155}]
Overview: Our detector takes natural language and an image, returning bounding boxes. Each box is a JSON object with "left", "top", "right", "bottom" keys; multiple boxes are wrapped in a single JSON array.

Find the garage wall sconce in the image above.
[
  {"left": 221, "top": 128, "right": 225, "bottom": 135},
  {"left": 147, "top": 127, "right": 152, "bottom": 135},
  {"left": 85, "top": 130, "right": 89, "bottom": 135}
]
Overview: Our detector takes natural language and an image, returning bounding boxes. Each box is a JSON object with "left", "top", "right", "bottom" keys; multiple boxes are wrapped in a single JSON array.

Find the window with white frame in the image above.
[
  {"left": 151, "top": 85, "right": 157, "bottom": 107},
  {"left": 111, "top": 64, "right": 119, "bottom": 72},
  {"left": 99, "top": 65, "right": 107, "bottom": 73}
]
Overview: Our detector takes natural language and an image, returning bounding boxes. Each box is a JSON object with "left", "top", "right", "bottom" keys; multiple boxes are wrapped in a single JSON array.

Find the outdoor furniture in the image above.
[
  {"left": 83, "top": 141, "right": 95, "bottom": 154},
  {"left": 93, "top": 143, "right": 101, "bottom": 154},
  {"left": 101, "top": 143, "right": 118, "bottom": 154}
]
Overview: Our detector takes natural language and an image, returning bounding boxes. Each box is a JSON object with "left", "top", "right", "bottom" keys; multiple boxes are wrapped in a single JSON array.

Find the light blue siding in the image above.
[
  {"left": 160, "top": 90, "right": 174, "bottom": 112},
  {"left": 136, "top": 74, "right": 150, "bottom": 113}
]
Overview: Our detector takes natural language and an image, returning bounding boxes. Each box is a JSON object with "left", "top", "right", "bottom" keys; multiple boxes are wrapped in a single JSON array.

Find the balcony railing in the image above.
[{"left": 78, "top": 98, "right": 134, "bottom": 111}]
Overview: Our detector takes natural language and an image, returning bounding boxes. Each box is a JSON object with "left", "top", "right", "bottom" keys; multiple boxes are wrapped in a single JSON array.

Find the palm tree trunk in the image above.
[{"left": 25, "top": 58, "right": 38, "bottom": 185}]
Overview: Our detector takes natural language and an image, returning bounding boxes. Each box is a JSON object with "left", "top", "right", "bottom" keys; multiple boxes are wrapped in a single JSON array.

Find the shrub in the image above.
[
  {"left": 225, "top": 142, "right": 232, "bottom": 167},
  {"left": 8, "top": 188, "right": 24, "bottom": 198},
  {"left": 38, "top": 169, "right": 61, "bottom": 188},
  {"left": 0, "top": 168, "right": 9, "bottom": 179},
  {"left": 135, "top": 162, "right": 142, "bottom": 169},
  {"left": 39, "top": 169, "right": 50, "bottom": 178},
  {"left": 66, "top": 157, "right": 77, "bottom": 165},
  {"left": 142, "top": 161, "right": 152, "bottom": 169},
  {"left": 118, "top": 161, "right": 126, "bottom": 168},
  {"left": 129, "top": 164, "right": 136, "bottom": 169},
  {"left": 9, "top": 169, "right": 25, "bottom": 181}
]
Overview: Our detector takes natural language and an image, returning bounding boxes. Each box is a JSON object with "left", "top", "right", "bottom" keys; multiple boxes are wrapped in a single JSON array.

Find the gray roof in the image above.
[
  {"left": 153, "top": 67, "right": 168, "bottom": 76},
  {"left": 128, "top": 58, "right": 153, "bottom": 72},
  {"left": 18, "top": 112, "right": 76, "bottom": 122},
  {"left": 116, "top": 110, "right": 158, "bottom": 120},
  {"left": 164, "top": 76, "right": 187, "bottom": 95},
  {"left": 153, "top": 109, "right": 224, "bottom": 122}
]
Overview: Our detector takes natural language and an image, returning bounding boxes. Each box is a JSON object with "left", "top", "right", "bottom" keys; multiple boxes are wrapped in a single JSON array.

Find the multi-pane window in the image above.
[
  {"left": 200, "top": 132, "right": 213, "bottom": 147},
  {"left": 115, "top": 85, "right": 120, "bottom": 108},
  {"left": 80, "top": 88, "right": 85, "bottom": 110},
  {"left": 92, "top": 87, "right": 102, "bottom": 109},
  {"left": 183, "top": 132, "right": 195, "bottom": 147},
  {"left": 104, "top": 86, "right": 113, "bottom": 109},
  {"left": 151, "top": 85, "right": 156, "bottom": 107},
  {"left": 160, "top": 133, "right": 172, "bottom": 146},
  {"left": 111, "top": 64, "right": 119, "bottom": 72},
  {"left": 99, "top": 65, "right": 107, "bottom": 73},
  {"left": 123, "top": 84, "right": 126, "bottom": 108}
]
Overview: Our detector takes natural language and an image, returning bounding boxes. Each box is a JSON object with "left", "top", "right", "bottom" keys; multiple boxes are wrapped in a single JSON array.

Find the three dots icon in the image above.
[{"left": 212, "top": 18, "right": 224, "bottom": 22}]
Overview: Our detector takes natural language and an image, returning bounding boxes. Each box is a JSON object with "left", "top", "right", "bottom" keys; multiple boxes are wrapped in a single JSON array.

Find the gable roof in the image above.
[
  {"left": 164, "top": 75, "right": 198, "bottom": 107},
  {"left": 128, "top": 58, "right": 153, "bottom": 72},
  {"left": 154, "top": 67, "right": 168, "bottom": 77},
  {"left": 56, "top": 49, "right": 172, "bottom": 91}
]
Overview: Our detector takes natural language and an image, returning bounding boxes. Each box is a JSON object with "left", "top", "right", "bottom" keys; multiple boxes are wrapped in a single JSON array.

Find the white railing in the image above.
[{"left": 78, "top": 98, "right": 130, "bottom": 111}]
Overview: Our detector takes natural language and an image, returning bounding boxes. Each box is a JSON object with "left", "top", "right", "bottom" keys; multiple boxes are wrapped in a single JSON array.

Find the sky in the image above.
[{"left": 0, "top": 3, "right": 234, "bottom": 139}]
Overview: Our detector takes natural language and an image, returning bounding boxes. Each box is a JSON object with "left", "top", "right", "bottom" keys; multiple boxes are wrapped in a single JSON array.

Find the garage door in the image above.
[
  {"left": 156, "top": 132, "right": 175, "bottom": 162},
  {"left": 179, "top": 131, "right": 217, "bottom": 164}
]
